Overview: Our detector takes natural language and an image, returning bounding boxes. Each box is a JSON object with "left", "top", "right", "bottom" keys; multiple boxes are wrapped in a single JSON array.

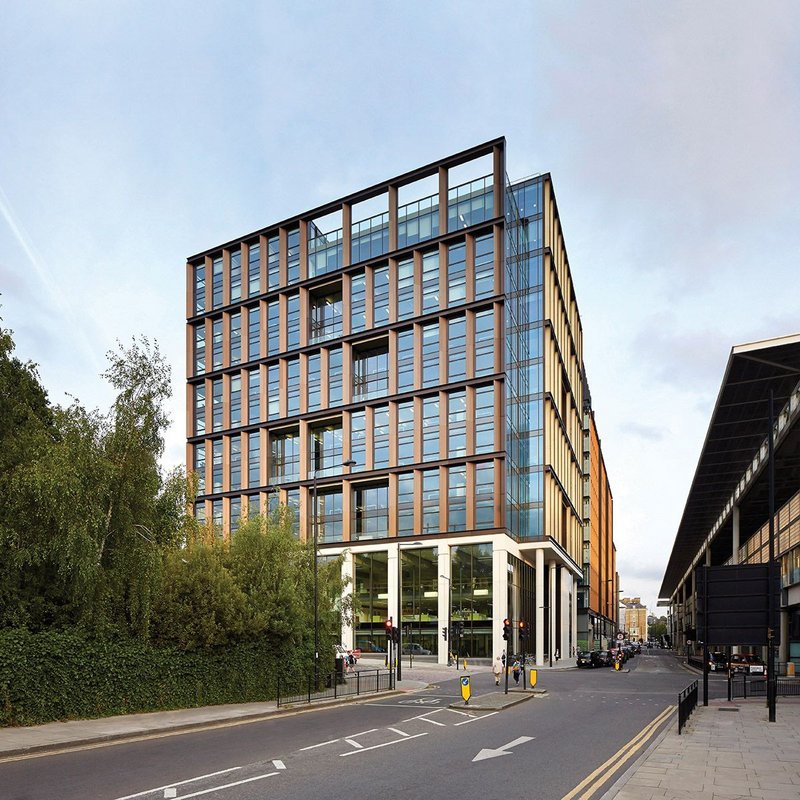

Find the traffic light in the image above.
[
  {"left": 392, "top": 627, "right": 400, "bottom": 644},
  {"left": 385, "top": 618, "right": 393, "bottom": 637},
  {"left": 503, "top": 618, "right": 512, "bottom": 641},
  {"left": 518, "top": 619, "right": 528, "bottom": 640},
  {"left": 442, "top": 626, "right": 448, "bottom": 641}
]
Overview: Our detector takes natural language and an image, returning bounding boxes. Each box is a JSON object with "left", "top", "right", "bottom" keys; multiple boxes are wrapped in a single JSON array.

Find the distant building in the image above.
[
  {"left": 578, "top": 391, "right": 617, "bottom": 650},
  {"left": 185, "top": 137, "right": 616, "bottom": 666},
  {"left": 621, "top": 597, "right": 648, "bottom": 642}
]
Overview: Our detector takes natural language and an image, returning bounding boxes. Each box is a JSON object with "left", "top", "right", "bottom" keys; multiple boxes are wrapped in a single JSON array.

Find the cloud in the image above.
[{"left": 625, "top": 422, "right": 665, "bottom": 442}]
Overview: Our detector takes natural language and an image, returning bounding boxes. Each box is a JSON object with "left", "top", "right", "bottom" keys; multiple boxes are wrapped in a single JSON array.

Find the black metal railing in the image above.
[
  {"left": 678, "top": 680, "right": 698, "bottom": 734},
  {"left": 729, "top": 673, "right": 800, "bottom": 699},
  {"left": 277, "top": 668, "right": 393, "bottom": 708}
]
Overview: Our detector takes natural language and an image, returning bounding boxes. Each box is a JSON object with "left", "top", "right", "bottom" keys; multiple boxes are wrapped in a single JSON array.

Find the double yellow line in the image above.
[{"left": 561, "top": 704, "right": 674, "bottom": 800}]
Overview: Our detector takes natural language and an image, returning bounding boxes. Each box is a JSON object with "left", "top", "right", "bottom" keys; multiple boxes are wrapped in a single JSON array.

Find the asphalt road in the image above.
[{"left": 0, "top": 650, "right": 704, "bottom": 800}]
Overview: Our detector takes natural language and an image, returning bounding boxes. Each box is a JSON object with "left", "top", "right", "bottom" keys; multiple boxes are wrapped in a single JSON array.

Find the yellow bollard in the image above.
[{"left": 788, "top": 662, "right": 796, "bottom": 677}]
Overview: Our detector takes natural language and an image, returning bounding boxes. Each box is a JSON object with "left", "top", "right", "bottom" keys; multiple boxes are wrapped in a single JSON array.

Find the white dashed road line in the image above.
[{"left": 339, "top": 732, "right": 428, "bottom": 757}]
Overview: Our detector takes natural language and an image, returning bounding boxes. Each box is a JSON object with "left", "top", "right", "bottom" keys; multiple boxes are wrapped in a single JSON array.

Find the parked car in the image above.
[
  {"left": 401, "top": 642, "right": 432, "bottom": 656},
  {"left": 730, "top": 653, "right": 766, "bottom": 676},
  {"left": 597, "top": 650, "right": 614, "bottom": 667},
  {"left": 577, "top": 651, "right": 595, "bottom": 668},
  {"left": 708, "top": 652, "right": 728, "bottom": 672}
]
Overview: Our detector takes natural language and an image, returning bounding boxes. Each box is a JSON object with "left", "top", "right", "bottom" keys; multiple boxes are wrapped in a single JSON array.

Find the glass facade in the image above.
[
  {"left": 401, "top": 547, "right": 439, "bottom": 654},
  {"left": 352, "top": 483, "right": 389, "bottom": 540},
  {"left": 451, "top": 543, "right": 493, "bottom": 657}
]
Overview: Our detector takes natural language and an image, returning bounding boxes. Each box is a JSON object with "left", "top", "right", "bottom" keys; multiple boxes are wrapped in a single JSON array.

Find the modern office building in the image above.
[
  {"left": 185, "top": 137, "right": 612, "bottom": 665},
  {"left": 578, "top": 393, "right": 618, "bottom": 650},
  {"left": 660, "top": 335, "right": 800, "bottom": 668}
]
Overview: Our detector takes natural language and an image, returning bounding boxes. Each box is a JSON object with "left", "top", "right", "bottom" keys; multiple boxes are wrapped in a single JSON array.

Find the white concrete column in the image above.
[
  {"left": 549, "top": 561, "right": 557, "bottom": 663},
  {"left": 732, "top": 505, "right": 740, "bottom": 564},
  {"left": 341, "top": 551, "right": 355, "bottom": 650},
  {"left": 388, "top": 543, "right": 400, "bottom": 633},
  {"left": 535, "top": 548, "right": 545, "bottom": 665},
  {"left": 560, "top": 567, "right": 570, "bottom": 662},
  {"left": 492, "top": 544, "right": 509, "bottom": 662},
  {"left": 437, "top": 546, "right": 451, "bottom": 665},
  {"left": 571, "top": 572, "right": 578, "bottom": 658}
]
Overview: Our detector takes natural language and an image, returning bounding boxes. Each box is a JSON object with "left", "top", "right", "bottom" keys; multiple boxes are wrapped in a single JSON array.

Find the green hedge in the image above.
[{"left": 0, "top": 629, "right": 310, "bottom": 727}]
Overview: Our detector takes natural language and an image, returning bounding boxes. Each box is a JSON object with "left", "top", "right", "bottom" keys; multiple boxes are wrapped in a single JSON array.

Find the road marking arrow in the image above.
[{"left": 472, "top": 736, "right": 534, "bottom": 762}]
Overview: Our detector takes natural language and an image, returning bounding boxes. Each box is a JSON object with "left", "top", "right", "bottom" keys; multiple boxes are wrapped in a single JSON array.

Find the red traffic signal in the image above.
[{"left": 502, "top": 618, "right": 512, "bottom": 641}]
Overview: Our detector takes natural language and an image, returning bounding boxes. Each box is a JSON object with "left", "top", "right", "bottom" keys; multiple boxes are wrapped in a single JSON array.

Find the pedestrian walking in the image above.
[
  {"left": 512, "top": 659, "right": 521, "bottom": 686},
  {"left": 492, "top": 656, "right": 503, "bottom": 686}
]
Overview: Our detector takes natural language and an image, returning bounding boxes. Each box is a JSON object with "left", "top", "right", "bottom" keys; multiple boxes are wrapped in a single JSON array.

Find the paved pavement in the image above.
[{"left": 604, "top": 696, "right": 800, "bottom": 800}]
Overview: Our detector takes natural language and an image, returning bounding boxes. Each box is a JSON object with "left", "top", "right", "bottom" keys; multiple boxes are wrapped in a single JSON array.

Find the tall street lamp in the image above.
[{"left": 312, "top": 458, "right": 355, "bottom": 686}]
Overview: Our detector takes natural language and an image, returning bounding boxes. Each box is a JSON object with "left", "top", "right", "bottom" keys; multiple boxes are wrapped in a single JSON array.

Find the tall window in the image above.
[
  {"left": 194, "top": 324, "right": 205, "bottom": 375},
  {"left": 475, "top": 462, "right": 494, "bottom": 528},
  {"left": 230, "top": 375, "right": 242, "bottom": 426},
  {"left": 248, "top": 431, "right": 260, "bottom": 488},
  {"left": 373, "top": 406, "right": 389, "bottom": 469},
  {"left": 474, "top": 308, "right": 495, "bottom": 377},
  {"left": 194, "top": 442, "right": 205, "bottom": 494},
  {"left": 422, "top": 396, "right": 439, "bottom": 462},
  {"left": 248, "top": 241, "right": 261, "bottom": 297},
  {"left": 230, "top": 434, "right": 241, "bottom": 490},
  {"left": 373, "top": 265, "right": 389, "bottom": 327},
  {"left": 353, "top": 483, "right": 389, "bottom": 540},
  {"left": 328, "top": 347, "right": 343, "bottom": 406},
  {"left": 422, "top": 469, "right": 439, "bottom": 533},
  {"left": 286, "top": 358, "right": 300, "bottom": 416},
  {"left": 447, "top": 242, "right": 466, "bottom": 306},
  {"left": 194, "top": 262, "right": 205, "bottom": 313},
  {"left": 267, "top": 235, "right": 280, "bottom": 290},
  {"left": 351, "top": 211, "right": 389, "bottom": 263},
  {"left": 230, "top": 250, "right": 242, "bottom": 302},
  {"left": 212, "top": 439, "right": 223, "bottom": 492},
  {"left": 421, "top": 250, "right": 439, "bottom": 313},
  {"left": 448, "top": 316, "right": 466, "bottom": 382},
  {"left": 397, "top": 400, "right": 414, "bottom": 466},
  {"left": 397, "top": 329, "right": 415, "bottom": 393},
  {"left": 474, "top": 233, "right": 494, "bottom": 299},
  {"left": 350, "top": 410, "right": 366, "bottom": 470},
  {"left": 448, "top": 391, "right": 467, "bottom": 457},
  {"left": 307, "top": 353, "right": 321, "bottom": 412},
  {"left": 397, "top": 257, "right": 414, "bottom": 320},
  {"left": 230, "top": 497, "right": 241, "bottom": 534},
  {"left": 315, "top": 491, "right": 343, "bottom": 543},
  {"left": 212, "top": 256, "right": 223, "bottom": 308},
  {"left": 267, "top": 300, "right": 280, "bottom": 356},
  {"left": 353, "top": 344, "right": 389, "bottom": 401},
  {"left": 350, "top": 272, "right": 366, "bottom": 333},
  {"left": 475, "top": 384, "right": 494, "bottom": 453},
  {"left": 448, "top": 465, "right": 467, "bottom": 531},
  {"left": 286, "top": 228, "right": 300, "bottom": 284},
  {"left": 195, "top": 501, "right": 206, "bottom": 525},
  {"left": 212, "top": 379, "right": 223, "bottom": 432},
  {"left": 398, "top": 194, "right": 439, "bottom": 248},
  {"left": 397, "top": 473, "right": 414, "bottom": 536},
  {"left": 230, "top": 312, "right": 241, "bottom": 365},
  {"left": 310, "top": 423, "right": 343, "bottom": 477},
  {"left": 267, "top": 363, "right": 280, "bottom": 420},
  {"left": 270, "top": 430, "right": 300, "bottom": 483},
  {"left": 286, "top": 293, "right": 300, "bottom": 350},
  {"left": 212, "top": 318, "right": 223, "bottom": 369},
  {"left": 194, "top": 384, "right": 205, "bottom": 435},
  {"left": 286, "top": 488, "right": 300, "bottom": 538},
  {"left": 310, "top": 289, "right": 342, "bottom": 343},
  {"left": 212, "top": 499, "right": 223, "bottom": 534},
  {"left": 248, "top": 307, "right": 259, "bottom": 361},
  {"left": 421, "top": 324, "right": 439, "bottom": 387},
  {"left": 248, "top": 368, "right": 260, "bottom": 423}
]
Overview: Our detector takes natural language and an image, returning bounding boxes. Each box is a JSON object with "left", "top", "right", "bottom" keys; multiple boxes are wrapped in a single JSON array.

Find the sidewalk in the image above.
[{"left": 605, "top": 698, "right": 800, "bottom": 800}]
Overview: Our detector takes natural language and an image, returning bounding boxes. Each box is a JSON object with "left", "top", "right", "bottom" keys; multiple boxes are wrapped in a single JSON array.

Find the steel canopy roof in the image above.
[{"left": 659, "top": 334, "right": 800, "bottom": 600}]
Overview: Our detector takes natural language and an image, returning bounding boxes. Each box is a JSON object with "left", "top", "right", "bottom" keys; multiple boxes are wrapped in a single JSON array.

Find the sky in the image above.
[{"left": 2, "top": 1, "right": 799, "bottom": 616}]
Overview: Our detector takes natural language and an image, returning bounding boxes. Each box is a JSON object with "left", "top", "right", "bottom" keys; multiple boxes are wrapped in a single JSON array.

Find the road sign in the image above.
[
  {"left": 617, "top": 633, "right": 624, "bottom": 641},
  {"left": 460, "top": 675, "right": 471, "bottom": 704}
]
